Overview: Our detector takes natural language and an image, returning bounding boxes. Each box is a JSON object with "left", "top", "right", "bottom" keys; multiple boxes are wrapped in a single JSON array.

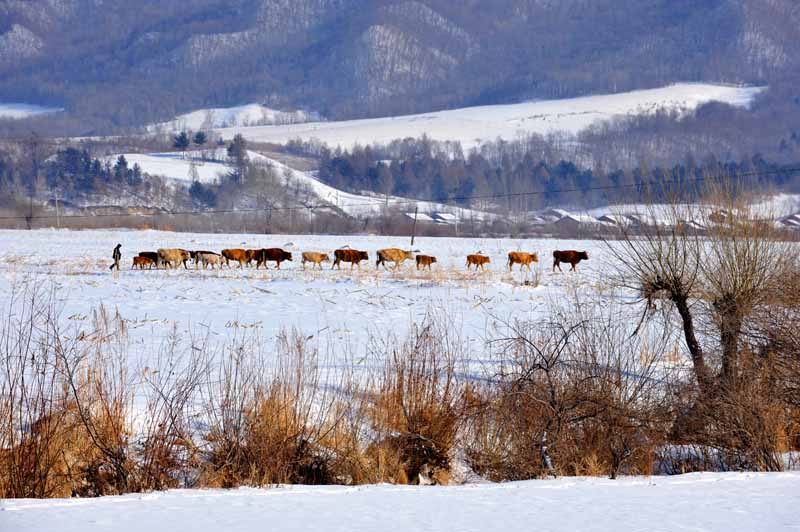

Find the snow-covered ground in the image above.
[
  {"left": 148, "top": 104, "right": 319, "bottom": 132},
  {"left": 216, "top": 83, "right": 764, "bottom": 150},
  {"left": 0, "top": 102, "right": 62, "bottom": 120},
  {"left": 0, "top": 229, "right": 613, "bottom": 370},
  {"left": 3, "top": 472, "right": 799, "bottom": 532}
]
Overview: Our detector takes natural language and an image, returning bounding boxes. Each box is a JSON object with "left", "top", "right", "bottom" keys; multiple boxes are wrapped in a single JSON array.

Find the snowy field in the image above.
[
  {"left": 0, "top": 102, "right": 62, "bottom": 120},
  {"left": 215, "top": 83, "right": 764, "bottom": 150},
  {"left": 3, "top": 472, "right": 799, "bottom": 532},
  {"left": 0, "top": 229, "right": 615, "bottom": 370}
]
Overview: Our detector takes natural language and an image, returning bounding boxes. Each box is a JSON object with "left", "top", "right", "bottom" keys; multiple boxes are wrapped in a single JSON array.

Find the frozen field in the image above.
[
  {"left": 216, "top": 83, "right": 763, "bottom": 150},
  {"left": 0, "top": 229, "right": 618, "bottom": 369},
  {"left": 3, "top": 472, "right": 799, "bottom": 532}
]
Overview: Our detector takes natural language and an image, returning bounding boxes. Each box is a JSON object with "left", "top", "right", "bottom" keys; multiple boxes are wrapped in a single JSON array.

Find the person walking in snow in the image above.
[{"left": 110, "top": 243, "right": 122, "bottom": 271}]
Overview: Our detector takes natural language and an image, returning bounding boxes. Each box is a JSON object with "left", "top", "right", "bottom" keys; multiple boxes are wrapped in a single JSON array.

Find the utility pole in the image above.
[{"left": 410, "top": 205, "right": 418, "bottom": 247}]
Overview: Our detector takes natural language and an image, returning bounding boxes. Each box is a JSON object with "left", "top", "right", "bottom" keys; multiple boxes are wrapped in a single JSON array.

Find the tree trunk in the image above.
[{"left": 673, "top": 293, "right": 713, "bottom": 395}]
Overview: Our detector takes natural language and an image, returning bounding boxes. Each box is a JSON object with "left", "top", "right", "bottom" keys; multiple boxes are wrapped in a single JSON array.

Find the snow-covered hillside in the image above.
[
  {"left": 0, "top": 102, "right": 62, "bottom": 120},
  {"left": 148, "top": 104, "right": 320, "bottom": 132},
  {"left": 3, "top": 472, "right": 798, "bottom": 532},
  {"left": 110, "top": 150, "right": 486, "bottom": 219},
  {"left": 113, "top": 152, "right": 231, "bottom": 184},
  {"left": 215, "top": 83, "right": 764, "bottom": 150}
]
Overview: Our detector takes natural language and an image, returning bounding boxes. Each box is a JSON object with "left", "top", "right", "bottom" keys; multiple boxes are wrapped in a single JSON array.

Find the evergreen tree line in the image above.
[{"left": 311, "top": 136, "right": 800, "bottom": 211}]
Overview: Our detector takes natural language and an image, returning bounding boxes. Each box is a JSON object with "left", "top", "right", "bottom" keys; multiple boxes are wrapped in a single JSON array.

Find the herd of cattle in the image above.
[{"left": 130, "top": 247, "right": 589, "bottom": 273}]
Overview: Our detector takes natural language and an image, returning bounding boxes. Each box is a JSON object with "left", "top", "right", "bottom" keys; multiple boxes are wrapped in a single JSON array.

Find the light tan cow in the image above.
[
  {"left": 302, "top": 251, "right": 330, "bottom": 270},
  {"left": 157, "top": 248, "right": 190, "bottom": 269},
  {"left": 376, "top": 248, "right": 414, "bottom": 270}
]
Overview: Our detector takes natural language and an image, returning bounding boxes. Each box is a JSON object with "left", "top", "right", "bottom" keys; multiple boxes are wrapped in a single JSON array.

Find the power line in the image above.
[{"left": 1, "top": 166, "right": 798, "bottom": 222}]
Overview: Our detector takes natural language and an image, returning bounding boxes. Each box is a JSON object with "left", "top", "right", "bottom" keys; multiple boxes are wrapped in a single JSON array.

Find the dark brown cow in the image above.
[
  {"left": 552, "top": 250, "right": 589, "bottom": 272},
  {"left": 138, "top": 251, "right": 159, "bottom": 264},
  {"left": 416, "top": 255, "right": 437, "bottom": 270},
  {"left": 255, "top": 248, "right": 293, "bottom": 269},
  {"left": 333, "top": 249, "right": 369, "bottom": 270},
  {"left": 507, "top": 251, "right": 539, "bottom": 271},
  {"left": 466, "top": 254, "right": 491, "bottom": 271},
  {"left": 221, "top": 248, "right": 249, "bottom": 268}
]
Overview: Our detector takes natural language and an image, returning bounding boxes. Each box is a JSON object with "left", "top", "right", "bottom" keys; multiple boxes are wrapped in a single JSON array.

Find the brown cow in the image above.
[
  {"left": 221, "top": 248, "right": 248, "bottom": 268},
  {"left": 138, "top": 251, "right": 158, "bottom": 263},
  {"left": 255, "top": 248, "right": 293, "bottom": 269},
  {"left": 466, "top": 254, "right": 491, "bottom": 271},
  {"left": 333, "top": 249, "right": 369, "bottom": 270},
  {"left": 376, "top": 248, "right": 414, "bottom": 270},
  {"left": 132, "top": 256, "right": 155, "bottom": 269},
  {"left": 416, "top": 255, "right": 437, "bottom": 270},
  {"left": 507, "top": 251, "right": 539, "bottom": 271},
  {"left": 302, "top": 251, "right": 330, "bottom": 270},
  {"left": 552, "top": 250, "right": 589, "bottom": 272},
  {"left": 245, "top": 249, "right": 260, "bottom": 267}
]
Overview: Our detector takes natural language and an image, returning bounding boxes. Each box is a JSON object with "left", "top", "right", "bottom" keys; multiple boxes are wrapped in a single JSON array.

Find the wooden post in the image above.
[{"left": 410, "top": 205, "right": 418, "bottom": 247}]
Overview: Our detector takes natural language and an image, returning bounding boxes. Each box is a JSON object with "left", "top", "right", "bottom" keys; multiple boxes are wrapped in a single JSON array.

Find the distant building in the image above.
[
  {"left": 432, "top": 212, "right": 458, "bottom": 225},
  {"left": 553, "top": 214, "right": 600, "bottom": 232},
  {"left": 404, "top": 212, "right": 436, "bottom": 223}
]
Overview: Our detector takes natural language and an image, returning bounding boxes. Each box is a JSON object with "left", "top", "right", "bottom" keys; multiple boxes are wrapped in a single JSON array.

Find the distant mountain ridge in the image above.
[{"left": 0, "top": 0, "right": 798, "bottom": 130}]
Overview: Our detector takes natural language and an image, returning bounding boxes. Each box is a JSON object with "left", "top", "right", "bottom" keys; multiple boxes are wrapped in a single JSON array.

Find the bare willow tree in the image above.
[{"left": 606, "top": 180, "right": 800, "bottom": 466}]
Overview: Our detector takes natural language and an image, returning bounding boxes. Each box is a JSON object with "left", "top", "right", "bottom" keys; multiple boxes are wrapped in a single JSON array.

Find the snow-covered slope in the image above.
[
  {"left": 246, "top": 152, "right": 484, "bottom": 219},
  {"left": 3, "top": 472, "right": 798, "bottom": 532},
  {"left": 111, "top": 150, "right": 485, "bottom": 219},
  {"left": 149, "top": 104, "right": 320, "bottom": 132},
  {"left": 216, "top": 83, "right": 764, "bottom": 150},
  {"left": 0, "top": 103, "right": 62, "bottom": 120},
  {"left": 113, "top": 152, "right": 231, "bottom": 184}
]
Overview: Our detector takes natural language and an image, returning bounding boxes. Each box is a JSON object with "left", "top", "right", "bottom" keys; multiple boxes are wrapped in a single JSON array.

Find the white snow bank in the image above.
[
  {"left": 217, "top": 83, "right": 765, "bottom": 150},
  {"left": 2, "top": 472, "right": 798, "bottom": 532},
  {"left": 149, "top": 104, "right": 319, "bottom": 132},
  {"left": 0, "top": 103, "right": 62, "bottom": 120}
]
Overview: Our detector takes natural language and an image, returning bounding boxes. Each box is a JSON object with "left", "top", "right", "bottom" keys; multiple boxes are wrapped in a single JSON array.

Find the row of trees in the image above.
[{"left": 309, "top": 136, "right": 800, "bottom": 211}]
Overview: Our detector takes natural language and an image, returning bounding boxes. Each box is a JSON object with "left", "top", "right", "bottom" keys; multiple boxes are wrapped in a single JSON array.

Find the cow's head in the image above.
[{"left": 579, "top": 251, "right": 589, "bottom": 260}]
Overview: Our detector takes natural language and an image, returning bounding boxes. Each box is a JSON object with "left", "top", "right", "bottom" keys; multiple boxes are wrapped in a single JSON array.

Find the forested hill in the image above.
[{"left": 0, "top": 0, "right": 798, "bottom": 131}]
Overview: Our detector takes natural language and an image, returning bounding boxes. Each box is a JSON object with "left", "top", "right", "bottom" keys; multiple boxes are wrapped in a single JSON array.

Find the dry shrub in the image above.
[
  {"left": 199, "top": 329, "right": 355, "bottom": 487},
  {"left": 368, "top": 320, "right": 465, "bottom": 484},
  {"left": 465, "top": 303, "right": 670, "bottom": 480}
]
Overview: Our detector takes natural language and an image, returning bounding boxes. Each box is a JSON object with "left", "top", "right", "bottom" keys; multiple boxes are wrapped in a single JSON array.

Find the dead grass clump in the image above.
[
  {"left": 199, "top": 329, "right": 351, "bottom": 487},
  {"left": 368, "top": 320, "right": 465, "bottom": 484}
]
